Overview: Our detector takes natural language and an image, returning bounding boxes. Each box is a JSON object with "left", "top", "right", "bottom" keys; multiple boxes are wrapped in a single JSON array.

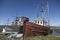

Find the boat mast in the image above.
[
  {"left": 36, "top": 0, "right": 45, "bottom": 26},
  {"left": 41, "top": 0, "right": 45, "bottom": 26},
  {"left": 47, "top": 1, "right": 50, "bottom": 27}
]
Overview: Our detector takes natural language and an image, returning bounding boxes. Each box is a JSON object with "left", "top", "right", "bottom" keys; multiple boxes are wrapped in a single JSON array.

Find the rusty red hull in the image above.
[{"left": 23, "top": 22, "right": 49, "bottom": 37}]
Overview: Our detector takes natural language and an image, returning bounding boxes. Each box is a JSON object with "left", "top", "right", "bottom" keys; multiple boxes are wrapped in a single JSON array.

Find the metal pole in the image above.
[
  {"left": 47, "top": 1, "right": 51, "bottom": 34},
  {"left": 47, "top": 1, "right": 50, "bottom": 27},
  {"left": 41, "top": 0, "right": 44, "bottom": 26}
]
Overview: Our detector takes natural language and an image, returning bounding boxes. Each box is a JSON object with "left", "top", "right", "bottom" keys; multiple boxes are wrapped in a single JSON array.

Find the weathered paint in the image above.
[{"left": 23, "top": 22, "right": 49, "bottom": 37}]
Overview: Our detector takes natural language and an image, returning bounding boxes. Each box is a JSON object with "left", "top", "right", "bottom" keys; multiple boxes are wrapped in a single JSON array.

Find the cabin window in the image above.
[
  {"left": 41, "top": 21, "right": 42, "bottom": 24},
  {"left": 38, "top": 21, "right": 39, "bottom": 24}
]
